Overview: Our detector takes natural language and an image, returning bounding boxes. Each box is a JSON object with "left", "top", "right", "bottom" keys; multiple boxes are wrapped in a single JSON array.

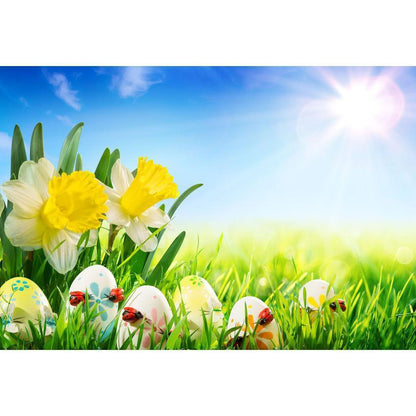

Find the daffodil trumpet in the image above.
[
  {"left": 104, "top": 157, "right": 179, "bottom": 252},
  {"left": 1, "top": 158, "right": 108, "bottom": 274}
]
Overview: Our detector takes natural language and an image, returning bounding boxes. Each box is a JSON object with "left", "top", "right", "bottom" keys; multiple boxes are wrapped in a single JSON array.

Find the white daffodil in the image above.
[
  {"left": 105, "top": 158, "right": 179, "bottom": 251},
  {"left": 1, "top": 158, "right": 108, "bottom": 274}
]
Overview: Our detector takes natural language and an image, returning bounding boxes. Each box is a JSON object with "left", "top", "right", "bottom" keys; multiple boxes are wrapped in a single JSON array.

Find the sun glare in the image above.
[{"left": 330, "top": 76, "right": 405, "bottom": 137}]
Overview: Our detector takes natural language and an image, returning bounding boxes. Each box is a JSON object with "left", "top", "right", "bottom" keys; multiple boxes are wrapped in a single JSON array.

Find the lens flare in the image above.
[{"left": 330, "top": 76, "right": 405, "bottom": 136}]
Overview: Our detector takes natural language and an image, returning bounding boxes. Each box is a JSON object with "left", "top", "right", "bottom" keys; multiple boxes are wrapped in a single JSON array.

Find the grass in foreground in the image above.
[{"left": 1, "top": 225, "right": 416, "bottom": 350}]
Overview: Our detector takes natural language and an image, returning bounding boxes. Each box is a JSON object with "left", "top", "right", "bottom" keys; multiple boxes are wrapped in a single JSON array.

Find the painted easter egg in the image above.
[
  {"left": 173, "top": 275, "right": 223, "bottom": 339},
  {"left": 298, "top": 279, "right": 335, "bottom": 310},
  {"left": 0, "top": 277, "right": 55, "bottom": 340},
  {"left": 226, "top": 296, "right": 281, "bottom": 350},
  {"left": 68, "top": 265, "right": 123, "bottom": 337},
  {"left": 117, "top": 285, "right": 173, "bottom": 349}
]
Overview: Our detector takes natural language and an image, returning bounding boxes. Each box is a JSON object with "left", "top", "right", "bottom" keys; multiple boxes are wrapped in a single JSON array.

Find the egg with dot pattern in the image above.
[
  {"left": 226, "top": 296, "right": 281, "bottom": 350},
  {"left": 0, "top": 277, "right": 55, "bottom": 341},
  {"left": 173, "top": 275, "right": 223, "bottom": 339},
  {"left": 68, "top": 265, "right": 119, "bottom": 337},
  {"left": 117, "top": 285, "right": 173, "bottom": 349}
]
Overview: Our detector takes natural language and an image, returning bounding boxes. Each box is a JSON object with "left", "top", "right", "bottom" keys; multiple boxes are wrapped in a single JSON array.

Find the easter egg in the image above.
[
  {"left": 68, "top": 265, "right": 122, "bottom": 336},
  {"left": 173, "top": 275, "right": 223, "bottom": 339},
  {"left": 298, "top": 279, "right": 335, "bottom": 310},
  {"left": 117, "top": 285, "right": 173, "bottom": 349},
  {"left": 226, "top": 296, "right": 281, "bottom": 350},
  {"left": 0, "top": 277, "right": 55, "bottom": 341}
]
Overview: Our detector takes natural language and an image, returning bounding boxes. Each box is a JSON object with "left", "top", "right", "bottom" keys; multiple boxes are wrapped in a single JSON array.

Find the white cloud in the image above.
[
  {"left": 111, "top": 67, "right": 161, "bottom": 98},
  {"left": 56, "top": 115, "right": 73, "bottom": 125},
  {"left": 0, "top": 132, "right": 12, "bottom": 150},
  {"left": 46, "top": 72, "right": 81, "bottom": 110}
]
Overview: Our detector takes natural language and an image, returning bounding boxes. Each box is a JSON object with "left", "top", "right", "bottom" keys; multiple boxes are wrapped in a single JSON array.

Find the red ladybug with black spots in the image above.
[
  {"left": 258, "top": 307, "right": 274, "bottom": 326},
  {"left": 106, "top": 288, "right": 124, "bottom": 303},
  {"left": 69, "top": 291, "right": 86, "bottom": 307}
]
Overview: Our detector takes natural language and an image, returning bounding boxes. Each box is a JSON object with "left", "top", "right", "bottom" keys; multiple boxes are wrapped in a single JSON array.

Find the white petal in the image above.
[
  {"left": 111, "top": 159, "right": 134, "bottom": 195},
  {"left": 18, "top": 158, "right": 56, "bottom": 200},
  {"left": 106, "top": 200, "right": 130, "bottom": 226},
  {"left": 139, "top": 206, "right": 170, "bottom": 228},
  {"left": 1, "top": 180, "right": 43, "bottom": 218},
  {"left": 104, "top": 184, "right": 121, "bottom": 203},
  {"left": 64, "top": 230, "right": 81, "bottom": 245},
  {"left": 42, "top": 229, "right": 78, "bottom": 274},
  {"left": 125, "top": 219, "right": 158, "bottom": 252},
  {"left": 66, "top": 229, "right": 98, "bottom": 248},
  {"left": 4, "top": 212, "right": 45, "bottom": 250}
]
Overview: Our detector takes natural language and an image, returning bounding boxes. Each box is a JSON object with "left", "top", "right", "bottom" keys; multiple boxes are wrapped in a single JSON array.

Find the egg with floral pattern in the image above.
[
  {"left": 173, "top": 275, "right": 223, "bottom": 339},
  {"left": 117, "top": 285, "right": 173, "bottom": 349},
  {"left": 0, "top": 277, "right": 56, "bottom": 341},
  {"left": 68, "top": 265, "right": 122, "bottom": 337},
  {"left": 226, "top": 296, "right": 281, "bottom": 350},
  {"left": 298, "top": 279, "right": 335, "bottom": 310}
]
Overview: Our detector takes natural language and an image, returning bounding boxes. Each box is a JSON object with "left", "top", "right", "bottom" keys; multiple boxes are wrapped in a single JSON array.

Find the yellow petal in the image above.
[
  {"left": 308, "top": 296, "right": 320, "bottom": 309},
  {"left": 120, "top": 157, "right": 178, "bottom": 218}
]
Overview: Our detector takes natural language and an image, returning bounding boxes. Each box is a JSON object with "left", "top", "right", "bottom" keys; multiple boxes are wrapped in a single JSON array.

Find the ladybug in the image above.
[
  {"left": 258, "top": 307, "right": 274, "bottom": 326},
  {"left": 69, "top": 291, "right": 86, "bottom": 307},
  {"left": 122, "top": 307, "right": 143, "bottom": 323},
  {"left": 106, "top": 288, "right": 124, "bottom": 303},
  {"left": 329, "top": 299, "right": 346, "bottom": 312}
]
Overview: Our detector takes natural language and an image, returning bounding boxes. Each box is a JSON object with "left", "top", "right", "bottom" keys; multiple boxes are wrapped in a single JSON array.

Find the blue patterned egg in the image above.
[{"left": 68, "top": 265, "right": 121, "bottom": 336}]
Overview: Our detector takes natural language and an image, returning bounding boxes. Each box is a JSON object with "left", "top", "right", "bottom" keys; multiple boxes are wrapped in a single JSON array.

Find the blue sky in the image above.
[{"left": 1, "top": 66, "right": 416, "bottom": 228}]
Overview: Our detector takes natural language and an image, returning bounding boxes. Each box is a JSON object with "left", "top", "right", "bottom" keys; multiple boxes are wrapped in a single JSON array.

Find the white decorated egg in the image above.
[
  {"left": 0, "top": 277, "right": 56, "bottom": 340},
  {"left": 226, "top": 296, "right": 281, "bottom": 350},
  {"left": 68, "top": 265, "right": 122, "bottom": 336},
  {"left": 173, "top": 275, "right": 223, "bottom": 339},
  {"left": 117, "top": 285, "right": 173, "bottom": 349},
  {"left": 298, "top": 279, "right": 335, "bottom": 310}
]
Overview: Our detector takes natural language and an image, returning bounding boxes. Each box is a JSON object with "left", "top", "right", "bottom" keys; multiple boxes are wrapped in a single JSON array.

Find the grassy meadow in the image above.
[
  {"left": 1, "top": 222, "right": 416, "bottom": 350},
  {"left": 1, "top": 123, "right": 415, "bottom": 350}
]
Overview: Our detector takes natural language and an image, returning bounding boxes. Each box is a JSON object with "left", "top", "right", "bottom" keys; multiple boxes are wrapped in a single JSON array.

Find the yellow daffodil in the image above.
[
  {"left": 1, "top": 158, "right": 108, "bottom": 274},
  {"left": 105, "top": 158, "right": 179, "bottom": 251}
]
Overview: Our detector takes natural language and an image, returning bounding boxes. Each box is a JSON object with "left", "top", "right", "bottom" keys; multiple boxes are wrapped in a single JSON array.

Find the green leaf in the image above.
[
  {"left": 29, "top": 122, "right": 44, "bottom": 162},
  {"left": 168, "top": 183, "right": 203, "bottom": 217},
  {"left": 106, "top": 149, "right": 120, "bottom": 186},
  {"left": 166, "top": 317, "right": 186, "bottom": 349},
  {"left": 141, "top": 183, "right": 203, "bottom": 278},
  {"left": 94, "top": 148, "right": 111, "bottom": 182},
  {"left": 146, "top": 231, "right": 186, "bottom": 286},
  {"left": 75, "top": 153, "right": 83, "bottom": 171},
  {"left": 57, "top": 122, "right": 84, "bottom": 174},
  {"left": 0, "top": 202, "right": 21, "bottom": 278},
  {"left": 10, "top": 125, "right": 27, "bottom": 179}
]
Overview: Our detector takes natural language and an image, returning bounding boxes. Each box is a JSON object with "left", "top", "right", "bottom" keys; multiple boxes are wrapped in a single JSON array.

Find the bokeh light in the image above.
[{"left": 395, "top": 246, "right": 414, "bottom": 264}]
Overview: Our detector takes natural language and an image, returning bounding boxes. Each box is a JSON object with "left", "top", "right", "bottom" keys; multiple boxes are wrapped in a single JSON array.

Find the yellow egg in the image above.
[
  {"left": 173, "top": 275, "right": 223, "bottom": 339},
  {"left": 0, "top": 278, "right": 55, "bottom": 341}
]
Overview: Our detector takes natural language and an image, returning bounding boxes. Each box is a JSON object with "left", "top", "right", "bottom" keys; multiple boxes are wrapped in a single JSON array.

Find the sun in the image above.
[{"left": 329, "top": 76, "right": 405, "bottom": 137}]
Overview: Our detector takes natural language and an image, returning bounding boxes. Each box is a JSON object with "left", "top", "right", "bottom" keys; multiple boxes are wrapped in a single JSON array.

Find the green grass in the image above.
[
  {"left": 1, "top": 224, "right": 416, "bottom": 350},
  {"left": 1, "top": 122, "right": 415, "bottom": 349}
]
